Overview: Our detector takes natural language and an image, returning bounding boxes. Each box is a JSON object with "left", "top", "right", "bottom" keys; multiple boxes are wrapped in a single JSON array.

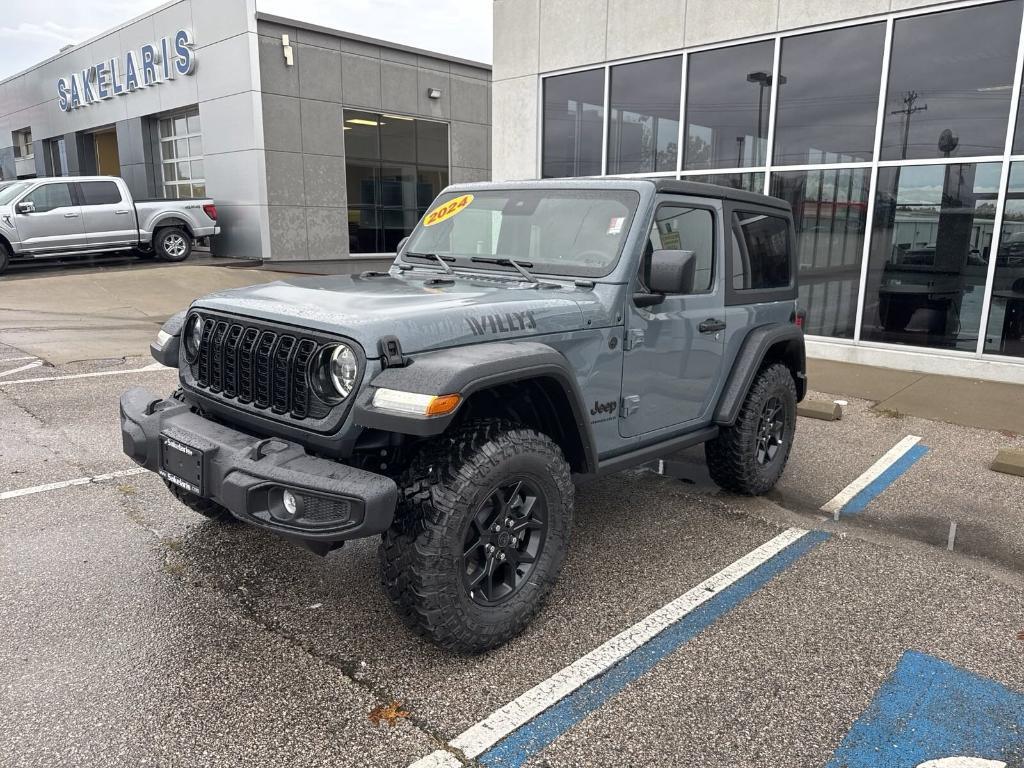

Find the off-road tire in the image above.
[
  {"left": 154, "top": 226, "right": 192, "bottom": 262},
  {"left": 379, "top": 419, "right": 574, "bottom": 653},
  {"left": 705, "top": 363, "right": 797, "bottom": 495},
  {"left": 0, "top": 241, "right": 10, "bottom": 275},
  {"left": 163, "top": 480, "right": 235, "bottom": 522}
]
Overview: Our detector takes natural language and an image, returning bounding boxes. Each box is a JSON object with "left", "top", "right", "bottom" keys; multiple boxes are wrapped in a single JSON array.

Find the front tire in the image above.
[
  {"left": 380, "top": 420, "right": 574, "bottom": 653},
  {"left": 154, "top": 227, "right": 193, "bottom": 262},
  {"left": 705, "top": 363, "right": 797, "bottom": 495},
  {"left": 0, "top": 241, "right": 10, "bottom": 275}
]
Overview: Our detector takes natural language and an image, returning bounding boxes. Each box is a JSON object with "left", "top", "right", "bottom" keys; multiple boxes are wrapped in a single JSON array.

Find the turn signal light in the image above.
[
  {"left": 426, "top": 394, "right": 461, "bottom": 416},
  {"left": 372, "top": 388, "right": 461, "bottom": 417}
]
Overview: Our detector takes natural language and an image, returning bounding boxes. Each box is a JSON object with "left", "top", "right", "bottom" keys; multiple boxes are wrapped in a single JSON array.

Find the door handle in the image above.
[
  {"left": 64, "top": 212, "right": 79, "bottom": 218},
  {"left": 699, "top": 318, "right": 727, "bottom": 334},
  {"left": 114, "top": 209, "right": 131, "bottom": 215}
]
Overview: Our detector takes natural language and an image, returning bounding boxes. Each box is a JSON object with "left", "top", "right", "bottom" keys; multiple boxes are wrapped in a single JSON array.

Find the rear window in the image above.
[
  {"left": 732, "top": 212, "right": 791, "bottom": 290},
  {"left": 79, "top": 181, "right": 122, "bottom": 205}
]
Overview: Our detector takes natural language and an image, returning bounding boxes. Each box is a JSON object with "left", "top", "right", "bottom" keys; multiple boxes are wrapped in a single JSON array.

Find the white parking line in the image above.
[
  {"left": 821, "top": 435, "right": 922, "bottom": 515},
  {"left": 0, "top": 362, "right": 167, "bottom": 386},
  {"left": 409, "top": 527, "right": 814, "bottom": 768},
  {"left": 0, "top": 468, "right": 147, "bottom": 501},
  {"left": 0, "top": 360, "right": 42, "bottom": 378},
  {"left": 0, "top": 356, "right": 38, "bottom": 363}
]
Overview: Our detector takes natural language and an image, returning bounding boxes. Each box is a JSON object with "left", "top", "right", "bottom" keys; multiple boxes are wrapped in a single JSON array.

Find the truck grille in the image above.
[{"left": 187, "top": 314, "right": 334, "bottom": 422}]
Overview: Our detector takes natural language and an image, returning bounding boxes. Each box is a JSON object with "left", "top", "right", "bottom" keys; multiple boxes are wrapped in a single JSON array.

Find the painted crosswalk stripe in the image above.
[
  {"left": 409, "top": 527, "right": 829, "bottom": 768},
  {"left": 0, "top": 468, "right": 147, "bottom": 501},
  {"left": 821, "top": 435, "right": 928, "bottom": 518}
]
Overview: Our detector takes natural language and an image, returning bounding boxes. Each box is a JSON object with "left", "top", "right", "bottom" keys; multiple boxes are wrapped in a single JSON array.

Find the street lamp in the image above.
[{"left": 746, "top": 71, "right": 786, "bottom": 163}]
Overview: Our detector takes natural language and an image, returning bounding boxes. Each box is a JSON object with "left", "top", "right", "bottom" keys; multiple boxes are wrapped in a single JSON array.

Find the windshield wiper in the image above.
[
  {"left": 471, "top": 256, "right": 538, "bottom": 284},
  {"left": 406, "top": 251, "right": 454, "bottom": 274}
]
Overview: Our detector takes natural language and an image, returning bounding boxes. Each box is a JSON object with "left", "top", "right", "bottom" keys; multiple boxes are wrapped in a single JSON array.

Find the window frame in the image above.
[
  {"left": 638, "top": 199, "right": 718, "bottom": 296},
  {"left": 157, "top": 107, "right": 205, "bottom": 200},
  {"left": 75, "top": 180, "right": 123, "bottom": 206},
  {"left": 724, "top": 204, "right": 798, "bottom": 306},
  {"left": 19, "top": 181, "right": 77, "bottom": 214}
]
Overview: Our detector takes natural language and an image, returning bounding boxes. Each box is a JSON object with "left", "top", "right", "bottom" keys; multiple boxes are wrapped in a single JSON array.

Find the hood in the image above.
[{"left": 193, "top": 272, "right": 588, "bottom": 357}]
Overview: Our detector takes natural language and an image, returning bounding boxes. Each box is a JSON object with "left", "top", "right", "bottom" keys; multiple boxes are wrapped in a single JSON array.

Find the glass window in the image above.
[
  {"left": 608, "top": 56, "right": 682, "bottom": 174},
  {"left": 984, "top": 162, "right": 1024, "bottom": 357},
  {"left": 12, "top": 128, "right": 33, "bottom": 159},
  {"left": 79, "top": 181, "right": 122, "bottom": 205},
  {"left": 770, "top": 169, "right": 870, "bottom": 338},
  {"left": 24, "top": 183, "right": 74, "bottom": 213},
  {"left": 861, "top": 163, "right": 999, "bottom": 351},
  {"left": 405, "top": 189, "right": 640, "bottom": 278},
  {"left": 881, "top": 2, "right": 1023, "bottom": 161},
  {"left": 158, "top": 107, "right": 204, "bottom": 199},
  {"left": 542, "top": 69, "right": 604, "bottom": 178},
  {"left": 344, "top": 111, "right": 449, "bottom": 253},
  {"left": 647, "top": 206, "right": 714, "bottom": 292},
  {"left": 684, "top": 41, "right": 775, "bottom": 171},
  {"left": 685, "top": 172, "right": 765, "bottom": 192},
  {"left": 733, "top": 212, "right": 791, "bottom": 290},
  {"left": 773, "top": 24, "right": 885, "bottom": 166}
]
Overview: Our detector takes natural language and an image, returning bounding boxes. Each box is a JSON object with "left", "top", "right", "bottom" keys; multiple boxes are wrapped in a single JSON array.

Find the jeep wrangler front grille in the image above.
[{"left": 188, "top": 314, "right": 336, "bottom": 422}]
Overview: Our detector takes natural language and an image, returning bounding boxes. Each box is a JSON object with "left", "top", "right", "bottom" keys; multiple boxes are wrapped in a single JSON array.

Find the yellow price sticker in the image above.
[{"left": 423, "top": 194, "right": 474, "bottom": 227}]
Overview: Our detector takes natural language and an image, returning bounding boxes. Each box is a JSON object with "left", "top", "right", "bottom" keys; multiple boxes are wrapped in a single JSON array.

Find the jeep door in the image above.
[
  {"left": 619, "top": 197, "right": 726, "bottom": 438},
  {"left": 13, "top": 181, "right": 87, "bottom": 253}
]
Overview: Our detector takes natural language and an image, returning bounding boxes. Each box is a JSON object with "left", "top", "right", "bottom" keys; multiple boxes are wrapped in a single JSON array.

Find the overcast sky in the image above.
[{"left": 0, "top": 0, "right": 492, "bottom": 80}]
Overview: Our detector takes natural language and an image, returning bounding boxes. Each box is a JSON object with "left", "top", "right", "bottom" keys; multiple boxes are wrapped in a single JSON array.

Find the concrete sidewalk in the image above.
[{"left": 807, "top": 359, "right": 1024, "bottom": 435}]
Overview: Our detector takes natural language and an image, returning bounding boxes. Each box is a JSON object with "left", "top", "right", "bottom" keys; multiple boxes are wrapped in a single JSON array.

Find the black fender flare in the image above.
[
  {"left": 352, "top": 341, "right": 598, "bottom": 473},
  {"left": 713, "top": 324, "right": 806, "bottom": 427}
]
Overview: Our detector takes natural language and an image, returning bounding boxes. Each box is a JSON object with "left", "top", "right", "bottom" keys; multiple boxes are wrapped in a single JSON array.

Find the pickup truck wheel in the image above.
[
  {"left": 0, "top": 242, "right": 10, "bottom": 274},
  {"left": 705, "top": 363, "right": 796, "bottom": 495},
  {"left": 154, "top": 227, "right": 192, "bottom": 262},
  {"left": 163, "top": 480, "right": 235, "bottom": 523},
  {"left": 379, "top": 419, "right": 574, "bottom": 653}
]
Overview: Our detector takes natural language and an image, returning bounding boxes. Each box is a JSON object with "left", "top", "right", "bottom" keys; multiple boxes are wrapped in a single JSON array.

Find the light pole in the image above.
[{"left": 746, "top": 71, "right": 786, "bottom": 163}]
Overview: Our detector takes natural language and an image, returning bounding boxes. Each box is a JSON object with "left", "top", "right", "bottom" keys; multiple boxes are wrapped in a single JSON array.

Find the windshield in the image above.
[
  {"left": 403, "top": 189, "right": 640, "bottom": 278},
  {"left": 0, "top": 181, "right": 32, "bottom": 206}
]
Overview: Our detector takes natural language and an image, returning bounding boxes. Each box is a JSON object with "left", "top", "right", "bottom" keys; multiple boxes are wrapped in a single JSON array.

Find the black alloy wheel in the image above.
[
  {"left": 755, "top": 396, "right": 786, "bottom": 466},
  {"left": 462, "top": 478, "right": 548, "bottom": 605}
]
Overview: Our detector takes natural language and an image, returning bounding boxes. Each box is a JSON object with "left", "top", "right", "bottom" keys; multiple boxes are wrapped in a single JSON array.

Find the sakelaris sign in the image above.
[{"left": 56, "top": 29, "right": 196, "bottom": 112}]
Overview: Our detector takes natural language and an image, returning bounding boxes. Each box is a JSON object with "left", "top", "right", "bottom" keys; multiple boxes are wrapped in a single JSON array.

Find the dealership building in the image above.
[
  {"left": 0, "top": 0, "right": 491, "bottom": 263},
  {"left": 493, "top": 0, "right": 1024, "bottom": 380}
]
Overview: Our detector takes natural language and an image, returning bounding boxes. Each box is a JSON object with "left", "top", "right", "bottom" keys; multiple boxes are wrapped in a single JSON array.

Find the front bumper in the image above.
[{"left": 119, "top": 387, "right": 397, "bottom": 550}]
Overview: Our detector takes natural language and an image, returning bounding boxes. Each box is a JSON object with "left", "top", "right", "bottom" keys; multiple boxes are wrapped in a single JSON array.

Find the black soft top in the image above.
[{"left": 652, "top": 179, "right": 791, "bottom": 212}]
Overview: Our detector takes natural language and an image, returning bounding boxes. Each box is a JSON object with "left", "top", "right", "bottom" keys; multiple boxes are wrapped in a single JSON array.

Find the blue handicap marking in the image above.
[{"left": 827, "top": 651, "right": 1024, "bottom": 768}]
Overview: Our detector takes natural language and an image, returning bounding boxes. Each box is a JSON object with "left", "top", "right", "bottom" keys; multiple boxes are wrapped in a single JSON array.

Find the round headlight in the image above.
[
  {"left": 329, "top": 344, "right": 359, "bottom": 398},
  {"left": 184, "top": 314, "right": 203, "bottom": 362}
]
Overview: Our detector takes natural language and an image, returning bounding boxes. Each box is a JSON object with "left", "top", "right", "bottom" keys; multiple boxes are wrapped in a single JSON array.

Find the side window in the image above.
[
  {"left": 647, "top": 205, "right": 714, "bottom": 293},
  {"left": 22, "top": 183, "right": 74, "bottom": 213},
  {"left": 732, "top": 212, "right": 791, "bottom": 290},
  {"left": 79, "top": 181, "right": 122, "bottom": 206}
]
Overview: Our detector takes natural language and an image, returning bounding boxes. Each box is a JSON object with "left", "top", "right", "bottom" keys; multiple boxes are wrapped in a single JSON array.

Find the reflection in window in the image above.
[
  {"left": 344, "top": 110, "right": 449, "bottom": 253},
  {"left": 881, "top": 1, "right": 1023, "bottom": 161},
  {"left": 773, "top": 24, "right": 885, "bottom": 166},
  {"left": 771, "top": 169, "right": 870, "bottom": 338},
  {"left": 608, "top": 56, "right": 681, "bottom": 174},
  {"left": 684, "top": 172, "right": 764, "bottom": 192},
  {"left": 646, "top": 206, "right": 714, "bottom": 292},
  {"left": 984, "top": 162, "right": 1024, "bottom": 357},
  {"left": 733, "top": 212, "right": 791, "bottom": 290},
  {"left": 684, "top": 41, "right": 775, "bottom": 170},
  {"left": 861, "top": 163, "right": 1000, "bottom": 351},
  {"left": 542, "top": 69, "right": 604, "bottom": 178},
  {"left": 158, "top": 107, "right": 205, "bottom": 198}
]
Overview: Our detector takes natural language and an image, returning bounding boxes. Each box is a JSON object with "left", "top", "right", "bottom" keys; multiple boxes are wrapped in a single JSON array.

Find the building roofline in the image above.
[{"left": 255, "top": 11, "right": 491, "bottom": 72}]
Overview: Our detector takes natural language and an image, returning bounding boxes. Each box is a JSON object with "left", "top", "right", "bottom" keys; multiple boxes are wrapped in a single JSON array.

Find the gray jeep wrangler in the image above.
[{"left": 120, "top": 179, "right": 806, "bottom": 653}]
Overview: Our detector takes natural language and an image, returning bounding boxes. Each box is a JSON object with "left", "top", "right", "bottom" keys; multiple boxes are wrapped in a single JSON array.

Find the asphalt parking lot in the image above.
[{"left": 2, "top": 263, "right": 1023, "bottom": 768}]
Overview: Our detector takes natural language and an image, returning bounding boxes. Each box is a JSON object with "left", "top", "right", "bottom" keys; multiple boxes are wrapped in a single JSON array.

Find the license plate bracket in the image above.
[{"left": 159, "top": 433, "right": 205, "bottom": 496}]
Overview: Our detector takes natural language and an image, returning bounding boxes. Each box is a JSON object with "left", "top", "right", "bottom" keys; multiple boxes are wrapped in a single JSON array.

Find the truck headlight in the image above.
[
  {"left": 183, "top": 314, "right": 203, "bottom": 362},
  {"left": 311, "top": 343, "right": 359, "bottom": 401}
]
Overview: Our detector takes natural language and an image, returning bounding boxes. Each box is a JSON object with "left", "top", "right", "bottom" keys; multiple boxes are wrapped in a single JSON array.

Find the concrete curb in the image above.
[
  {"left": 991, "top": 449, "right": 1024, "bottom": 478},
  {"left": 797, "top": 400, "right": 843, "bottom": 421}
]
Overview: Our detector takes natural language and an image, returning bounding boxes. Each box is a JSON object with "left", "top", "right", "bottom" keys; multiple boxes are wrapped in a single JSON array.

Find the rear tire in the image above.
[
  {"left": 379, "top": 420, "right": 574, "bottom": 653},
  {"left": 164, "top": 480, "right": 235, "bottom": 523},
  {"left": 705, "top": 363, "right": 797, "bottom": 495},
  {"left": 154, "top": 227, "right": 192, "bottom": 262}
]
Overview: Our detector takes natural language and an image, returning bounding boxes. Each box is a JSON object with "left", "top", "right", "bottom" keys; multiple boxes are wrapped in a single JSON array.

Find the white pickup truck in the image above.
[{"left": 0, "top": 175, "right": 220, "bottom": 274}]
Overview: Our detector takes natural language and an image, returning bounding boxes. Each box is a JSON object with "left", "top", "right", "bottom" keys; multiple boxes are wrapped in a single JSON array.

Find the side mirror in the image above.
[
  {"left": 649, "top": 249, "right": 696, "bottom": 295},
  {"left": 15, "top": 201, "right": 34, "bottom": 214},
  {"left": 396, "top": 236, "right": 410, "bottom": 255}
]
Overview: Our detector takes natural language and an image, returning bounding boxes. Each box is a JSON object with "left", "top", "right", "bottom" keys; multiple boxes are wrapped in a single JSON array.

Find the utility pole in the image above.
[{"left": 891, "top": 90, "right": 928, "bottom": 160}]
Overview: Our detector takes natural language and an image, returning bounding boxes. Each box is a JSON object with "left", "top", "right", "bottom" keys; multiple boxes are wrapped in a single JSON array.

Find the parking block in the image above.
[
  {"left": 798, "top": 400, "right": 843, "bottom": 421},
  {"left": 991, "top": 448, "right": 1024, "bottom": 478}
]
